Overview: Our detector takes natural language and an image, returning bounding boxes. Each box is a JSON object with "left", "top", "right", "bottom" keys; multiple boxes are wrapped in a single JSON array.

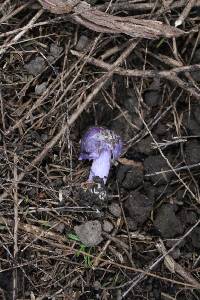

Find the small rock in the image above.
[
  {"left": 144, "top": 90, "right": 161, "bottom": 107},
  {"left": 54, "top": 222, "right": 65, "bottom": 233},
  {"left": 50, "top": 44, "right": 63, "bottom": 58},
  {"left": 144, "top": 155, "right": 171, "bottom": 185},
  {"left": 75, "top": 35, "right": 90, "bottom": 52},
  {"left": 93, "top": 281, "right": 101, "bottom": 290},
  {"left": 143, "top": 182, "right": 156, "bottom": 201},
  {"left": 185, "top": 139, "right": 200, "bottom": 164},
  {"left": 124, "top": 191, "right": 153, "bottom": 227},
  {"left": 35, "top": 82, "right": 47, "bottom": 95},
  {"left": 108, "top": 203, "right": 121, "bottom": 217},
  {"left": 102, "top": 220, "right": 114, "bottom": 233},
  {"left": 74, "top": 220, "right": 103, "bottom": 247},
  {"left": 117, "top": 165, "right": 143, "bottom": 190},
  {"left": 154, "top": 204, "right": 184, "bottom": 238},
  {"left": 24, "top": 56, "right": 45, "bottom": 76}
]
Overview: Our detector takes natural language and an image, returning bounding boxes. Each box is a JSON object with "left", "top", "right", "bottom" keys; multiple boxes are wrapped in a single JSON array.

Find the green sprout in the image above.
[
  {"left": 24, "top": 195, "right": 30, "bottom": 204},
  {"left": 156, "top": 37, "right": 165, "bottom": 48},
  {"left": 68, "top": 233, "right": 93, "bottom": 267}
]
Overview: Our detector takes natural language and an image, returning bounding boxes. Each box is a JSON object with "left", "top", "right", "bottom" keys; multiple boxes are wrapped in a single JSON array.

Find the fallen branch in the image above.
[
  {"left": 37, "top": 0, "right": 185, "bottom": 39},
  {"left": 71, "top": 50, "right": 200, "bottom": 99}
]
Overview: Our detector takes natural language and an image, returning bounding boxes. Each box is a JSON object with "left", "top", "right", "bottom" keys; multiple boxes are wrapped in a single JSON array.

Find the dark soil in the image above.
[{"left": 1, "top": 0, "right": 200, "bottom": 299}]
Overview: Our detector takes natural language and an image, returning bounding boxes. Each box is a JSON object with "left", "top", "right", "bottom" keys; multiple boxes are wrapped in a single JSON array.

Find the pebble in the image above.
[
  {"left": 24, "top": 56, "right": 45, "bottom": 76},
  {"left": 108, "top": 203, "right": 121, "bottom": 217},
  {"left": 74, "top": 220, "right": 103, "bottom": 247},
  {"left": 35, "top": 82, "right": 47, "bottom": 95},
  {"left": 154, "top": 204, "right": 184, "bottom": 238},
  {"left": 117, "top": 165, "right": 144, "bottom": 190},
  {"left": 102, "top": 220, "right": 114, "bottom": 233},
  {"left": 124, "top": 191, "right": 153, "bottom": 228}
]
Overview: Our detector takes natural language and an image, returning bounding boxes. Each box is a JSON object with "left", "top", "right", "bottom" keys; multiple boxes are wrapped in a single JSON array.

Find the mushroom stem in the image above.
[{"left": 89, "top": 149, "right": 111, "bottom": 184}]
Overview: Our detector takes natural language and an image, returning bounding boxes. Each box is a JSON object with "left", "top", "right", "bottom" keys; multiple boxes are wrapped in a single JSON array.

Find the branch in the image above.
[{"left": 37, "top": 0, "right": 185, "bottom": 39}]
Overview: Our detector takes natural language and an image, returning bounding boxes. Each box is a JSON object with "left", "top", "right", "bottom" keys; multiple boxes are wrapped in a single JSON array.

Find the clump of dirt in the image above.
[
  {"left": 124, "top": 191, "right": 153, "bottom": 229},
  {"left": 154, "top": 204, "right": 184, "bottom": 238},
  {"left": 117, "top": 165, "right": 144, "bottom": 190},
  {"left": 108, "top": 202, "right": 121, "bottom": 218}
]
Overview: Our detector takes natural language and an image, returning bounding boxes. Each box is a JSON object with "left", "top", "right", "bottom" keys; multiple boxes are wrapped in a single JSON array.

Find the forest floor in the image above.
[{"left": 0, "top": 0, "right": 200, "bottom": 299}]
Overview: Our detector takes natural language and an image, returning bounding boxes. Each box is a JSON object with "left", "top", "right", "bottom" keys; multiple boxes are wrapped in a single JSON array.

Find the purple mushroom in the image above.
[{"left": 79, "top": 127, "right": 123, "bottom": 184}]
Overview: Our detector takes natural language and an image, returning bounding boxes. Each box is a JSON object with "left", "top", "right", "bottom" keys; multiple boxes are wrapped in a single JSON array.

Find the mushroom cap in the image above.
[{"left": 79, "top": 127, "right": 123, "bottom": 161}]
